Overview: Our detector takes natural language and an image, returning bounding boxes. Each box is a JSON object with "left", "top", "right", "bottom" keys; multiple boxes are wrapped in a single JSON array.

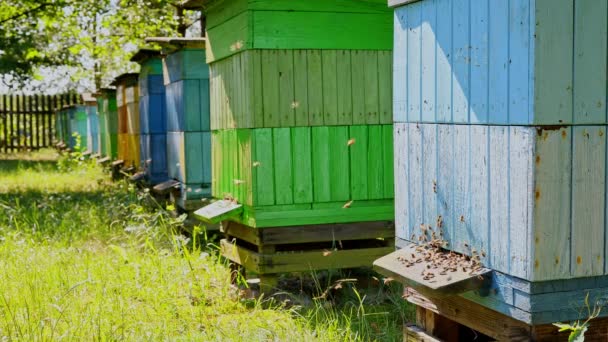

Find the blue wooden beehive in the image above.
[
  {"left": 146, "top": 37, "right": 210, "bottom": 209},
  {"left": 375, "top": 0, "right": 608, "bottom": 328},
  {"left": 131, "top": 49, "right": 168, "bottom": 184},
  {"left": 83, "top": 94, "right": 99, "bottom": 154}
]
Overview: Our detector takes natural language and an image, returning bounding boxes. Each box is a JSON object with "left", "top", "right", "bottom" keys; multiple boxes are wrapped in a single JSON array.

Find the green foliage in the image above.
[
  {"left": 0, "top": 0, "right": 190, "bottom": 91},
  {"left": 553, "top": 293, "right": 602, "bottom": 342}
]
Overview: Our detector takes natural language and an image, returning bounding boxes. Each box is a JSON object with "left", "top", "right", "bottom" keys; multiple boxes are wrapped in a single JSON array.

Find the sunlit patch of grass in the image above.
[{"left": 0, "top": 149, "right": 412, "bottom": 341}]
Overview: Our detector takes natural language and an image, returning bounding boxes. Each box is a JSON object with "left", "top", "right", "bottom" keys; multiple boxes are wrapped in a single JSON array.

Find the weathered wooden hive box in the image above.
[
  {"left": 64, "top": 105, "right": 89, "bottom": 151},
  {"left": 96, "top": 89, "right": 118, "bottom": 159},
  {"left": 375, "top": 0, "right": 608, "bottom": 328},
  {"left": 146, "top": 37, "right": 211, "bottom": 209},
  {"left": 113, "top": 73, "right": 140, "bottom": 168},
  {"left": 202, "top": 0, "right": 394, "bottom": 228},
  {"left": 131, "top": 49, "right": 168, "bottom": 184}
]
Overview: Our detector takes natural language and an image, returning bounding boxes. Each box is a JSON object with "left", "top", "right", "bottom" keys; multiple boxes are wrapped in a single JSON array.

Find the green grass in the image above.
[{"left": 0, "top": 149, "right": 412, "bottom": 341}]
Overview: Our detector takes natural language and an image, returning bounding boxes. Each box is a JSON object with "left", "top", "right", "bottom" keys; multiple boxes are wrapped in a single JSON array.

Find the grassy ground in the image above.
[{"left": 0, "top": 149, "right": 412, "bottom": 341}]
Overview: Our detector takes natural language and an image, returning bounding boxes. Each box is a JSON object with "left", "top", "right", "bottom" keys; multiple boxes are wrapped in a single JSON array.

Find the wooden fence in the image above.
[{"left": 0, "top": 93, "right": 81, "bottom": 153}]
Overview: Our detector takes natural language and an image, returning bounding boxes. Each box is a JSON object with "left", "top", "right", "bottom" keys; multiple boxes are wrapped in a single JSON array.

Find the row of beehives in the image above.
[{"left": 56, "top": 0, "right": 608, "bottom": 313}]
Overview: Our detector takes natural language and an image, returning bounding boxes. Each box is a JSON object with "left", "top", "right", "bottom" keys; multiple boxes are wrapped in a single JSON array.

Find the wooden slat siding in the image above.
[
  {"left": 278, "top": 50, "right": 295, "bottom": 127},
  {"left": 330, "top": 126, "right": 350, "bottom": 201},
  {"left": 534, "top": 0, "right": 573, "bottom": 124},
  {"left": 571, "top": 127, "right": 605, "bottom": 277},
  {"left": 407, "top": 124, "right": 424, "bottom": 239},
  {"left": 488, "top": 0, "right": 508, "bottom": 124},
  {"left": 350, "top": 125, "right": 368, "bottom": 200},
  {"left": 533, "top": 127, "right": 571, "bottom": 280},
  {"left": 307, "top": 50, "right": 323, "bottom": 126},
  {"left": 293, "top": 50, "right": 309, "bottom": 127},
  {"left": 367, "top": 125, "right": 384, "bottom": 199},
  {"left": 452, "top": 0, "right": 470, "bottom": 123},
  {"left": 292, "top": 127, "right": 313, "bottom": 204},
  {"left": 351, "top": 51, "right": 366, "bottom": 125},
  {"left": 254, "top": 128, "right": 275, "bottom": 205},
  {"left": 378, "top": 51, "right": 392, "bottom": 124},
  {"left": 382, "top": 125, "right": 394, "bottom": 198},
  {"left": 337, "top": 50, "right": 353, "bottom": 126},
  {"left": 419, "top": 0, "right": 434, "bottom": 123},
  {"left": 393, "top": 10, "right": 407, "bottom": 123},
  {"left": 273, "top": 128, "right": 293, "bottom": 204},
  {"left": 394, "top": 125, "right": 408, "bottom": 239},
  {"left": 312, "top": 126, "right": 331, "bottom": 202},
  {"left": 364, "top": 51, "right": 380, "bottom": 125},
  {"left": 421, "top": 124, "right": 438, "bottom": 235},
  {"left": 262, "top": 50, "right": 280, "bottom": 127},
  {"left": 406, "top": 3, "right": 421, "bottom": 122},
  {"left": 470, "top": 125, "right": 490, "bottom": 265},
  {"left": 434, "top": 0, "right": 451, "bottom": 123},
  {"left": 509, "top": 0, "right": 531, "bottom": 124},
  {"left": 321, "top": 50, "right": 338, "bottom": 126},
  {"left": 469, "top": 0, "right": 489, "bottom": 124},
  {"left": 509, "top": 127, "right": 534, "bottom": 279},
  {"left": 489, "top": 127, "right": 510, "bottom": 271},
  {"left": 574, "top": 0, "right": 607, "bottom": 124},
  {"left": 451, "top": 125, "right": 470, "bottom": 256}
]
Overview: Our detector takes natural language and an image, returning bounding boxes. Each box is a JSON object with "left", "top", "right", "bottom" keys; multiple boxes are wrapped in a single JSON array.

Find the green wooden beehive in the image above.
[
  {"left": 197, "top": 0, "right": 394, "bottom": 228},
  {"left": 96, "top": 89, "right": 118, "bottom": 159}
]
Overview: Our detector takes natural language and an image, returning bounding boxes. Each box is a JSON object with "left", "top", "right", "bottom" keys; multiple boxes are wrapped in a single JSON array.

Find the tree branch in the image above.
[{"left": 0, "top": 2, "right": 57, "bottom": 24}]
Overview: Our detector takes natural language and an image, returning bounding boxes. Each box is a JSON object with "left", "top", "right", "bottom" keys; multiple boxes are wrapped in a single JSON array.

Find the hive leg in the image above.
[{"left": 258, "top": 245, "right": 278, "bottom": 293}]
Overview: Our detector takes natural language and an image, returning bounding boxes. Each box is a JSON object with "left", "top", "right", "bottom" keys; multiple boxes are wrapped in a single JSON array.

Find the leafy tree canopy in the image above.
[{"left": 0, "top": 0, "right": 199, "bottom": 93}]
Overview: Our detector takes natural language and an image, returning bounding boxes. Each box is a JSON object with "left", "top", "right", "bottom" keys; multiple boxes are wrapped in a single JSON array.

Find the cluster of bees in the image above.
[{"left": 397, "top": 222, "right": 486, "bottom": 283}]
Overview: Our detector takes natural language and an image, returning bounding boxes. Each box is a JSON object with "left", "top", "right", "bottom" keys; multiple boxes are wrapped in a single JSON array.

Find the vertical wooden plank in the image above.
[
  {"left": 273, "top": 128, "right": 294, "bottom": 204},
  {"left": 1, "top": 95, "right": 6, "bottom": 153},
  {"left": 322, "top": 50, "right": 338, "bottom": 126},
  {"left": 368, "top": 126, "right": 385, "bottom": 200},
  {"left": 232, "top": 54, "right": 242, "bottom": 129},
  {"left": 435, "top": 0, "right": 452, "bottom": 123},
  {"left": 488, "top": 0, "right": 509, "bottom": 124},
  {"left": 254, "top": 128, "right": 275, "bottom": 205},
  {"left": 383, "top": 125, "right": 394, "bottom": 198},
  {"left": 293, "top": 50, "right": 309, "bottom": 127},
  {"left": 489, "top": 126, "right": 509, "bottom": 272},
  {"left": 350, "top": 125, "right": 369, "bottom": 200},
  {"left": 534, "top": 0, "right": 573, "bottom": 124},
  {"left": 394, "top": 124, "right": 410, "bottom": 240},
  {"left": 508, "top": 0, "right": 532, "bottom": 125},
  {"left": 312, "top": 126, "right": 331, "bottom": 202},
  {"left": 336, "top": 50, "right": 353, "bottom": 126},
  {"left": 571, "top": 127, "right": 605, "bottom": 277},
  {"left": 351, "top": 50, "right": 366, "bottom": 125},
  {"left": 278, "top": 50, "right": 295, "bottom": 127},
  {"left": 330, "top": 126, "right": 350, "bottom": 201},
  {"left": 378, "top": 51, "right": 392, "bottom": 124},
  {"left": 470, "top": 125, "right": 490, "bottom": 265},
  {"left": 470, "top": 0, "right": 489, "bottom": 124},
  {"left": 509, "top": 127, "right": 534, "bottom": 279},
  {"left": 452, "top": 0, "right": 470, "bottom": 123},
  {"left": 573, "top": 0, "right": 607, "bottom": 124},
  {"left": 393, "top": 9, "right": 407, "bottom": 123},
  {"left": 533, "top": 127, "right": 571, "bottom": 280},
  {"left": 421, "top": 124, "right": 438, "bottom": 229},
  {"left": 292, "top": 127, "right": 313, "bottom": 204},
  {"left": 452, "top": 125, "right": 471, "bottom": 256},
  {"left": 307, "top": 50, "right": 324, "bottom": 126},
  {"left": 238, "top": 129, "right": 253, "bottom": 206},
  {"left": 407, "top": 3, "right": 422, "bottom": 122},
  {"left": 7, "top": 95, "right": 12, "bottom": 152},
  {"left": 420, "top": 0, "right": 436, "bottom": 123},
  {"left": 409, "top": 124, "right": 424, "bottom": 237},
  {"left": 262, "top": 50, "right": 280, "bottom": 127},
  {"left": 364, "top": 51, "right": 380, "bottom": 125},
  {"left": 437, "top": 125, "right": 454, "bottom": 246}
]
